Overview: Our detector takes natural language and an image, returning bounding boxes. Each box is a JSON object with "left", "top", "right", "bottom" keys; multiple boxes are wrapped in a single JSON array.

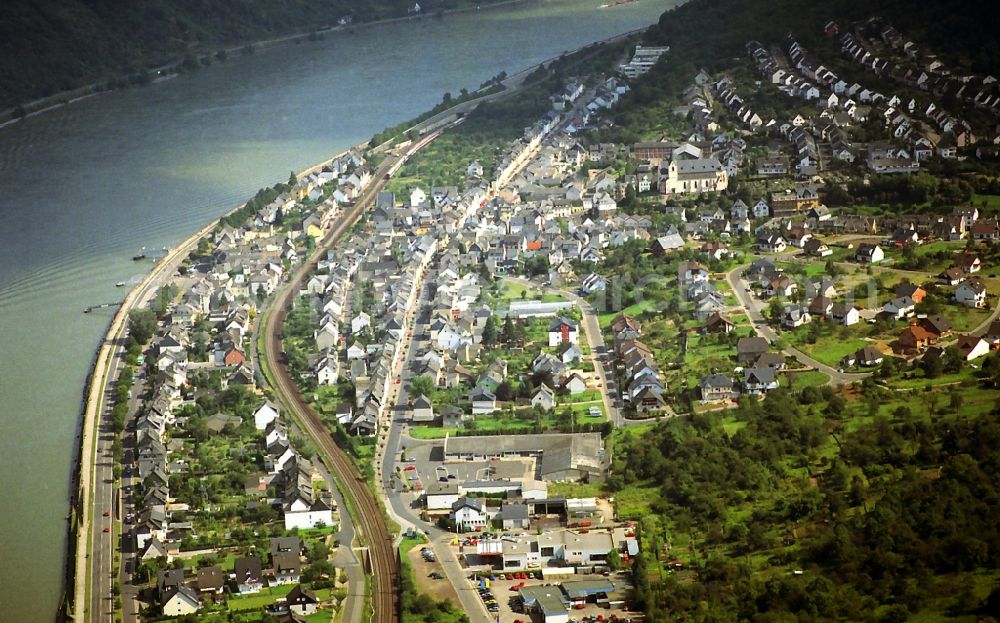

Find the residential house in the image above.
[
  {"left": 451, "top": 497, "right": 488, "bottom": 532},
  {"left": 704, "top": 311, "right": 735, "bottom": 333},
  {"left": 939, "top": 267, "right": 966, "bottom": 286},
  {"left": 162, "top": 586, "right": 201, "bottom": 617},
  {"left": 470, "top": 388, "right": 498, "bottom": 414},
  {"left": 271, "top": 551, "right": 302, "bottom": 585},
  {"left": 736, "top": 337, "right": 770, "bottom": 362},
  {"left": 753, "top": 198, "right": 771, "bottom": 219},
  {"left": 854, "top": 346, "right": 885, "bottom": 367},
  {"left": 955, "top": 278, "right": 987, "bottom": 308},
  {"left": 698, "top": 374, "right": 737, "bottom": 402},
  {"left": 809, "top": 296, "right": 834, "bottom": 317},
  {"left": 768, "top": 276, "right": 797, "bottom": 297},
  {"left": 743, "top": 367, "right": 778, "bottom": 395},
  {"left": 531, "top": 384, "right": 556, "bottom": 412},
  {"left": 919, "top": 315, "right": 953, "bottom": 339},
  {"left": 958, "top": 335, "right": 990, "bottom": 360},
  {"left": 412, "top": 395, "right": 435, "bottom": 423},
  {"left": 803, "top": 237, "right": 832, "bottom": 257},
  {"left": 548, "top": 317, "right": 579, "bottom": 346},
  {"left": 855, "top": 243, "right": 884, "bottom": 263},
  {"left": 254, "top": 402, "right": 280, "bottom": 431},
  {"left": 563, "top": 373, "right": 587, "bottom": 395},
  {"left": 234, "top": 557, "right": 264, "bottom": 594},
  {"left": 196, "top": 566, "right": 225, "bottom": 597},
  {"left": 898, "top": 324, "right": 935, "bottom": 352},
  {"left": 883, "top": 296, "right": 916, "bottom": 319},
  {"left": 286, "top": 585, "right": 320, "bottom": 617},
  {"left": 895, "top": 282, "right": 927, "bottom": 303},
  {"left": 557, "top": 342, "right": 584, "bottom": 364},
  {"left": 831, "top": 303, "right": 860, "bottom": 326},
  {"left": 985, "top": 319, "right": 1000, "bottom": 345},
  {"left": 782, "top": 304, "right": 811, "bottom": 328},
  {"left": 954, "top": 252, "right": 982, "bottom": 273}
]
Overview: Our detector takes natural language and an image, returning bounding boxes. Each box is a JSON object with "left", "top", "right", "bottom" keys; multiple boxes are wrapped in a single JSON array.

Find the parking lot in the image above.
[
  {"left": 396, "top": 438, "right": 538, "bottom": 492},
  {"left": 466, "top": 568, "right": 642, "bottom": 623}
]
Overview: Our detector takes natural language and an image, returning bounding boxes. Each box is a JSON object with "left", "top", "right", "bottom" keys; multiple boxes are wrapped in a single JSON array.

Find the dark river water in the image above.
[{"left": 0, "top": 0, "right": 680, "bottom": 618}]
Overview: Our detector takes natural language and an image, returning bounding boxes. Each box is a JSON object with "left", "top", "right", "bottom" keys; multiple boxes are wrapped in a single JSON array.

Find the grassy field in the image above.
[
  {"left": 971, "top": 192, "right": 1000, "bottom": 212},
  {"left": 597, "top": 298, "right": 659, "bottom": 326},
  {"left": 782, "top": 369, "right": 830, "bottom": 388},
  {"left": 785, "top": 327, "right": 869, "bottom": 367},
  {"left": 227, "top": 584, "right": 297, "bottom": 612}
]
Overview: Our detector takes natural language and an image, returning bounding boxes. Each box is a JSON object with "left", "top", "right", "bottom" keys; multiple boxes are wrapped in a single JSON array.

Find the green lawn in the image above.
[
  {"left": 890, "top": 367, "right": 980, "bottom": 389},
  {"left": 784, "top": 324, "right": 870, "bottom": 367},
  {"left": 227, "top": 584, "right": 297, "bottom": 612},
  {"left": 971, "top": 192, "right": 1000, "bottom": 212},
  {"left": 783, "top": 370, "right": 830, "bottom": 388},
  {"left": 409, "top": 425, "right": 455, "bottom": 439},
  {"left": 597, "top": 298, "right": 658, "bottom": 326}
]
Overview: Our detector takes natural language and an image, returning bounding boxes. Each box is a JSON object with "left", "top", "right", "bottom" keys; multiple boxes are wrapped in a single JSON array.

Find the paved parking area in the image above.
[
  {"left": 397, "top": 439, "right": 538, "bottom": 490},
  {"left": 464, "top": 570, "right": 642, "bottom": 623}
]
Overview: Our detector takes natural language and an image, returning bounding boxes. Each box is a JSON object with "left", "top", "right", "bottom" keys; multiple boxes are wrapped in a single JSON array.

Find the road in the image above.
[
  {"left": 77, "top": 208, "right": 223, "bottom": 623},
  {"left": 262, "top": 127, "right": 455, "bottom": 623},
  {"left": 373, "top": 266, "right": 494, "bottom": 623},
  {"left": 726, "top": 263, "right": 871, "bottom": 385},
  {"left": 502, "top": 275, "right": 635, "bottom": 425}
]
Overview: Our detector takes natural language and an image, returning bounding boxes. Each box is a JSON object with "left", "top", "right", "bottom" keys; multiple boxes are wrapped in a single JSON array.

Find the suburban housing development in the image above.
[{"left": 83, "top": 4, "right": 1000, "bottom": 622}]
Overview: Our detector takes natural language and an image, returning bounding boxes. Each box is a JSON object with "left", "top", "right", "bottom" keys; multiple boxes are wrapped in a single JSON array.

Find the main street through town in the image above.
[{"left": 374, "top": 263, "right": 496, "bottom": 623}]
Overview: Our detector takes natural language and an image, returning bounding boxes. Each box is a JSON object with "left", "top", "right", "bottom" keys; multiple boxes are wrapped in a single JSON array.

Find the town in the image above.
[{"left": 85, "top": 6, "right": 1000, "bottom": 623}]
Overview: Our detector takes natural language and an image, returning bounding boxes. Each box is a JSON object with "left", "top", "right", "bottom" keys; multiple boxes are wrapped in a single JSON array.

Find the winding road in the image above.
[{"left": 726, "top": 262, "right": 871, "bottom": 385}]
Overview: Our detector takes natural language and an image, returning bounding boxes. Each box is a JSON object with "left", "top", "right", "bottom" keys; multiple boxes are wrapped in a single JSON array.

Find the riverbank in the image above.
[
  {"left": 0, "top": 0, "right": 538, "bottom": 129},
  {"left": 68, "top": 140, "right": 362, "bottom": 621},
  {"left": 66, "top": 14, "right": 657, "bottom": 621}
]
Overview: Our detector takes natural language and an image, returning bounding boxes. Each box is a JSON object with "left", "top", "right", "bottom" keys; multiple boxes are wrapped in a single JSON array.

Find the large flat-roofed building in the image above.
[
  {"left": 498, "top": 529, "right": 614, "bottom": 570},
  {"left": 519, "top": 579, "right": 618, "bottom": 623},
  {"left": 442, "top": 433, "right": 608, "bottom": 482},
  {"left": 424, "top": 482, "right": 461, "bottom": 511},
  {"left": 620, "top": 45, "right": 670, "bottom": 80},
  {"left": 520, "top": 586, "right": 570, "bottom": 623},
  {"left": 505, "top": 300, "right": 575, "bottom": 319},
  {"left": 561, "top": 578, "right": 616, "bottom": 603},
  {"left": 633, "top": 141, "right": 677, "bottom": 164}
]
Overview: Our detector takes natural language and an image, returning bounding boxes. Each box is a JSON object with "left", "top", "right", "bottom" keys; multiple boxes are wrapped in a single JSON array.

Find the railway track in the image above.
[{"left": 262, "top": 128, "right": 447, "bottom": 623}]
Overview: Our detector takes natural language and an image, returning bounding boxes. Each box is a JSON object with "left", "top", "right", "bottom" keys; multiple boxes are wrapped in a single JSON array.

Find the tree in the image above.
[
  {"left": 606, "top": 548, "right": 623, "bottom": 571},
  {"left": 482, "top": 315, "right": 497, "bottom": 347},
  {"left": 495, "top": 381, "right": 514, "bottom": 401},
  {"left": 501, "top": 316, "right": 515, "bottom": 344},
  {"left": 410, "top": 375, "right": 435, "bottom": 399},
  {"left": 922, "top": 354, "right": 943, "bottom": 379},
  {"left": 128, "top": 309, "right": 157, "bottom": 344}
]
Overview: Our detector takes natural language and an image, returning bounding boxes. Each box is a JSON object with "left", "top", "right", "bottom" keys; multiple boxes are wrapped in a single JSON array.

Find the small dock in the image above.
[{"left": 83, "top": 302, "right": 121, "bottom": 314}]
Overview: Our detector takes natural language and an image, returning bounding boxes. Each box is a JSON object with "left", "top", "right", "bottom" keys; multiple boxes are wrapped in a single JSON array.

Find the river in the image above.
[{"left": 0, "top": 0, "right": 681, "bottom": 619}]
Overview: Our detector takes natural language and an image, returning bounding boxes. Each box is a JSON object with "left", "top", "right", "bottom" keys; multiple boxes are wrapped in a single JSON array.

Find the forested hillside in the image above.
[
  {"left": 580, "top": 0, "right": 1000, "bottom": 620},
  {"left": 0, "top": 0, "right": 499, "bottom": 108},
  {"left": 597, "top": 0, "right": 998, "bottom": 144}
]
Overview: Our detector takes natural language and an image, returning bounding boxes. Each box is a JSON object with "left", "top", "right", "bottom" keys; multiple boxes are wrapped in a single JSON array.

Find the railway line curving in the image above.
[{"left": 261, "top": 128, "right": 447, "bottom": 623}]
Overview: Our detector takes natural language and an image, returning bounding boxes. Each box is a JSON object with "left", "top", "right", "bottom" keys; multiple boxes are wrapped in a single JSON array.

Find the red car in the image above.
[
  {"left": 103, "top": 527, "right": 110, "bottom": 533},
  {"left": 103, "top": 511, "right": 110, "bottom": 517},
  {"left": 404, "top": 465, "right": 416, "bottom": 471}
]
